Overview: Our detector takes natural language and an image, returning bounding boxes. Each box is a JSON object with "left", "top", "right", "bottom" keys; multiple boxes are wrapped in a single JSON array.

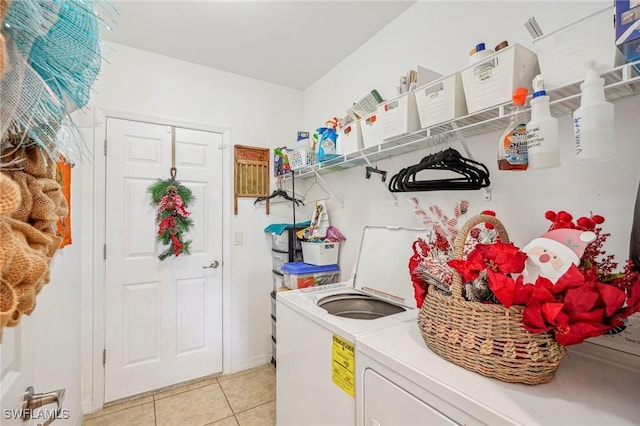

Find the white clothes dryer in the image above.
[
  {"left": 276, "top": 226, "right": 429, "bottom": 426},
  {"left": 356, "top": 321, "right": 640, "bottom": 426}
]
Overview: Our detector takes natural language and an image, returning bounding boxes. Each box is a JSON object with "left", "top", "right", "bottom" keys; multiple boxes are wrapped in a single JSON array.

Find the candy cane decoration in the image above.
[{"left": 410, "top": 198, "right": 470, "bottom": 247}]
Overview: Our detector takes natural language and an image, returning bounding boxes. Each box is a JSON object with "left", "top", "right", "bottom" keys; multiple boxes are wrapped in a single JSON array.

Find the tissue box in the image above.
[{"left": 616, "top": 1, "right": 640, "bottom": 64}]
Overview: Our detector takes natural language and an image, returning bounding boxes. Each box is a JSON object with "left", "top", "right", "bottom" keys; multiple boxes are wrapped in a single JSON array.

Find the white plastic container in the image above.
[
  {"left": 527, "top": 75, "right": 560, "bottom": 169},
  {"left": 282, "top": 262, "right": 340, "bottom": 289},
  {"left": 270, "top": 233, "right": 289, "bottom": 251},
  {"left": 273, "top": 270, "right": 285, "bottom": 291},
  {"left": 360, "top": 111, "right": 383, "bottom": 148},
  {"left": 287, "top": 149, "right": 315, "bottom": 170},
  {"left": 376, "top": 92, "right": 420, "bottom": 141},
  {"left": 338, "top": 120, "right": 363, "bottom": 155},
  {"left": 415, "top": 72, "right": 467, "bottom": 129},
  {"left": 460, "top": 44, "right": 539, "bottom": 114},
  {"left": 532, "top": 7, "right": 622, "bottom": 90},
  {"left": 573, "top": 62, "right": 615, "bottom": 162},
  {"left": 272, "top": 249, "right": 289, "bottom": 273},
  {"left": 301, "top": 241, "right": 340, "bottom": 266}
]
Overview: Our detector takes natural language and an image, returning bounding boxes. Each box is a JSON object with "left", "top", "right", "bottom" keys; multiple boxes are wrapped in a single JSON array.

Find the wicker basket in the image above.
[{"left": 418, "top": 214, "right": 565, "bottom": 385}]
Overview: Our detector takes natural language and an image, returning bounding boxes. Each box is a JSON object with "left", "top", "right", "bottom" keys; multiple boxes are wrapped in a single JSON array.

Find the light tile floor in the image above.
[{"left": 83, "top": 364, "right": 276, "bottom": 426}]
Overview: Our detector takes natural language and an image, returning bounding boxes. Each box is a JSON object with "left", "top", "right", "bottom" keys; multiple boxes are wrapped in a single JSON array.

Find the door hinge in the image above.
[
  {"left": 103, "top": 243, "right": 106, "bottom": 260},
  {"left": 217, "top": 143, "right": 225, "bottom": 150},
  {"left": 103, "top": 349, "right": 106, "bottom": 366},
  {"left": 104, "top": 138, "right": 107, "bottom": 156}
]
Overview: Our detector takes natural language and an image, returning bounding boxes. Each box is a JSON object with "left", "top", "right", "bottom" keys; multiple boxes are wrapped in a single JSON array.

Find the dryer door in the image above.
[{"left": 362, "top": 368, "right": 458, "bottom": 425}]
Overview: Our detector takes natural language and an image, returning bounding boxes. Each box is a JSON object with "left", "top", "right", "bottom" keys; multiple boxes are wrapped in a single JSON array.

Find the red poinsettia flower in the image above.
[
  {"left": 510, "top": 275, "right": 530, "bottom": 305},
  {"left": 448, "top": 242, "right": 526, "bottom": 282},
  {"left": 520, "top": 263, "right": 640, "bottom": 346},
  {"left": 554, "top": 321, "right": 612, "bottom": 346},
  {"left": 486, "top": 271, "right": 516, "bottom": 307}
]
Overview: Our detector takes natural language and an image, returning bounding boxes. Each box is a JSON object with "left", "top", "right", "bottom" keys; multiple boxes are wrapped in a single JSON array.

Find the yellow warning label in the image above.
[{"left": 331, "top": 334, "right": 355, "bottom": 398}]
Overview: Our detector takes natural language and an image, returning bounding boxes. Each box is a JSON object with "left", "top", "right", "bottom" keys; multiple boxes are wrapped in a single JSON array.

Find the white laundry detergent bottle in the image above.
[
  {"left": 573, "top": 61, "right": 614, "bottom": 162},
  {"left": 527, "top": 74, "right": 560, "bottom": 169}
]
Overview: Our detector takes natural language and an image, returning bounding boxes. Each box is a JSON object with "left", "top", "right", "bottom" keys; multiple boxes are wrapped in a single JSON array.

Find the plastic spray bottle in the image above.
[
  {"left": 573, "top": 61, "right": 614, "bottom": 162},
  {"left": 526, "top": 75, "right": 560, "bottom": 169},
  {"left": 498, "top": 87, "right": 529, "bottom": 170}
]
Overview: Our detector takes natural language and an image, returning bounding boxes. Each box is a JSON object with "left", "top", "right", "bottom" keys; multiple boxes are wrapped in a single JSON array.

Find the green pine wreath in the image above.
[{"left": 148, "top": 178, "right": 195, "bottom": 261}]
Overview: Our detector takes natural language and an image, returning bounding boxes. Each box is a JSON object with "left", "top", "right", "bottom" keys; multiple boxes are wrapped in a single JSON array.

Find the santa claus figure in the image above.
[{"left": 521, "top": 228, "right": 596, "bottom": 285}]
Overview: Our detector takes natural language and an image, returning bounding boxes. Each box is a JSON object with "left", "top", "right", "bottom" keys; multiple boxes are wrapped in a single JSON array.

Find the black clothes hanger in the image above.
[
  {"left": 254, "top": 188, "right": 305, "bottom": 206},
  {"left": 388, "top": 148, "right": 490, "bottom": 192}
]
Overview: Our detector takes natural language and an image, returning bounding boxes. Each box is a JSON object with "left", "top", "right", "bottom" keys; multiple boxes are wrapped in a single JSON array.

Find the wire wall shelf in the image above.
[{"left": 291, "top": 60, "right": 640, "bottom": 179}]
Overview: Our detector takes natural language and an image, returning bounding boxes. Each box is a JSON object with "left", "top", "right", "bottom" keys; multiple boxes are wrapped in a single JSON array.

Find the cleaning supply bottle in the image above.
[
  {"left": 573, "top": 61, "right": 614, "bottom": 162},
  {"left": 469, "top": 43, "right": 494, "bottom": 64},
  {"left": 498, "top": 87, "right": 529, "bottom": 170},
  {"left": 526, "top": 75, "right": 560, "bottom": 169}
]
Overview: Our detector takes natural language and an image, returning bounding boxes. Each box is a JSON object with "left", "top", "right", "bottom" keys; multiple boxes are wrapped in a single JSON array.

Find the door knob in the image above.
[
  {"left": 22, "top": 386, "right": 65, "bottom": 426},
  {"left": 203, "top": 260, "right": 220, "bottom": 269}
]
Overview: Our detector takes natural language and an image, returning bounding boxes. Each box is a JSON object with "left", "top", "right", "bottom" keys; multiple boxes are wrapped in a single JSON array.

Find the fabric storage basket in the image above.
[{"left": 417, "top": 214, "right": 564, "bottom": 385}]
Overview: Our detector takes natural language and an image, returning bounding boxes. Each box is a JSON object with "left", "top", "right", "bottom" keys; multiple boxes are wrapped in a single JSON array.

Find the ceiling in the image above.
[{"left": 100, "top": 1, "right": 416, "bottom": 90}]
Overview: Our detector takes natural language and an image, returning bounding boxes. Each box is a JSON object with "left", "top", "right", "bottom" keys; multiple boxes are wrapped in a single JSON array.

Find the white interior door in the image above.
[
  {"left": 0, "top": 319, "right": 35, "bottom": 424},
  {"left": 104, "top": 118, "right": 223, "bottom": 402}
]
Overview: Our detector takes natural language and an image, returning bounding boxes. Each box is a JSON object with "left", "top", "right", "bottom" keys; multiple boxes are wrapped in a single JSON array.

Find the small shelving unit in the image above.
[{"left": 290, "top": 60, "right": 640, "bottom": 179}]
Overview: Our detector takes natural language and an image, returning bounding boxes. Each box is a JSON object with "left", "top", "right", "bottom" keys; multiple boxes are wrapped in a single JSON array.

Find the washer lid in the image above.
[{"left": 351, "top": 225, "right": 432, "bottom": 308}]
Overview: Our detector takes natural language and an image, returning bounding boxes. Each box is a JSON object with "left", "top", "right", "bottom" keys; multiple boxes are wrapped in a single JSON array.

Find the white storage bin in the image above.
[
  {"left": 282, "top": 262, "right": 340, "bottom": 289},
  {"left": 376, "top": 92, "right": 420, "bottom": 141},
  {"left": 415, "top": 72, "right": 467, "bottom": 129},
  {"left": 272, "top": 250, "right": 289, "bottom": 272},
  {"left": 460, "top": 44, "right": 539, "bottom": 114},
  {"left": 273, "top": 270, "right": 285, "bottom": 291},
  {"left": 338, "top": 120, "right": 363, "bottom": 155},
  {"left": 301, "top": 241, "right": 340, "bottom": 266},
  {"left": 532, "top": 6, "right": 622, "bottom": 89},
  {"left": 360, "top": 111, "right": 383, "bottom": 148},
  {"left": 287, "top": 149, "right": 315, "bottom": 170},
  {"left": 270, "top": 232, "right": 289, "bottom": 251}
]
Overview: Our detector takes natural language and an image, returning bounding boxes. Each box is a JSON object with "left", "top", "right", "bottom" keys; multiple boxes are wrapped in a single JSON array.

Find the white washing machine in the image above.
[
  {"left": 356, "top": 321, "right": 640, "bottom": 426},
  {"left": 276, "top": 226, "right": 428, "bottom": 426}
]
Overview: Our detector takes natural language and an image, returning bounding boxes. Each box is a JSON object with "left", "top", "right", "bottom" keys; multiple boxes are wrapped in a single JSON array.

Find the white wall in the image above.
[
  {"left": 32, "top": 163, "right": 84, "bottom": 425},
  {"left": 302, "top": 1, "right": 640, "bottom": 352}
]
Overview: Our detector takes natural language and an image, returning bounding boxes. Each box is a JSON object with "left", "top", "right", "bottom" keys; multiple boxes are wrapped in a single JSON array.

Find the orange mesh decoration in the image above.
[{"left": 56, "top": 157, "right": 71, "bottom": 247}]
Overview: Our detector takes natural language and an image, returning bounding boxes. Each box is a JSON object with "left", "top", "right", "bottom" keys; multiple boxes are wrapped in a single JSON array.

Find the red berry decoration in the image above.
[
  {"left": 577, "top": 217, "right": 595, "bottom": 230},
  {"left": 481, "top": 210, "right": 496, "bottom": 216},
  {"left": 544, "top": 210, "right": 557, "bottom": 220},
  {"left": 592, "top": 214, "right": 605, "bottom": 224},
  {"left": 556, "top": 211, "right": 573, "bottom": 222}
]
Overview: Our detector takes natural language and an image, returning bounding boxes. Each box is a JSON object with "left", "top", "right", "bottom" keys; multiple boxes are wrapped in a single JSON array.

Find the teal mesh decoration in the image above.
[
  {"left": 28, "top": 0, "right": 102, "bottom": 111},
  {"left": 1, "top": 0, "right": 114, "bottom": 162}
]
